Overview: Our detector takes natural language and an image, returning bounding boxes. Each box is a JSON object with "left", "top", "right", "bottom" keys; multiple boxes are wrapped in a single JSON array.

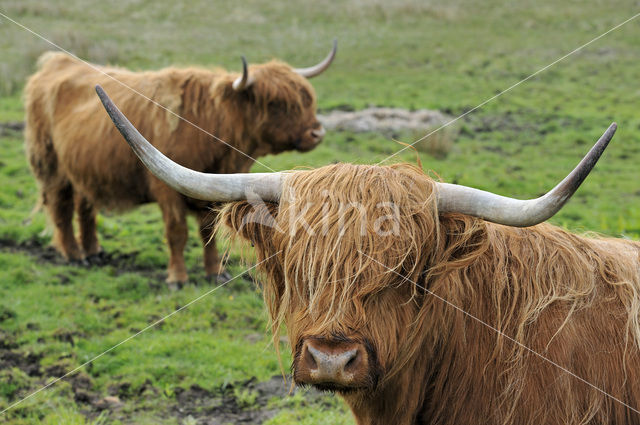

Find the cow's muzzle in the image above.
[
  {"left": 295, "top": 125, "right": 325, "bottom": 152},
  {"left": 294, "top": 337, "right": 377, "bottom": 392}
]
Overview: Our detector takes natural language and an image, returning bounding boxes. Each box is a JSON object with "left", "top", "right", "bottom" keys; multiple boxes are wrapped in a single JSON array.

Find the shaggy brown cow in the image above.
[
  {"left": 24, "top": 42, "right": 335, "bottom": 285},
  {"left": 98, "top": 90, "right": 640, "bottom": 424}
]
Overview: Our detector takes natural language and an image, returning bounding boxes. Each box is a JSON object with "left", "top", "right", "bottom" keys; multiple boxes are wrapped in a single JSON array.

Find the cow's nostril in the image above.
[
  {"left": 305, "top": 347, "right": 318, "bottom": 370},
  {"left": 311, "top": 126, "right": 326, "bottom": 140},
  {"left": 345, "top": 353, "right": 357, "bottom": 370}
]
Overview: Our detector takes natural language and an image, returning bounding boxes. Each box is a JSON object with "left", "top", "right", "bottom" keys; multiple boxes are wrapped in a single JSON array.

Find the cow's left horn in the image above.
[
  {"left": 294, "top": 39, "right": 337, "bottom": 78},
  {"left": 95, "top": 85, "right": 283, "bottom": 201},
  {"left": 436, "top": 123, "right": 617, "bottom": 227},
  {"left": 232, "top": 56, "right": 254, "bottom": 91}
]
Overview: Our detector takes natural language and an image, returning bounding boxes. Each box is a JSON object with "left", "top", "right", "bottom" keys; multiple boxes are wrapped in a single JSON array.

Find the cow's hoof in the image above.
[
  {"left": 166, "top": 270, "right": 188, "bottom": 286},
  {"left": 85, "top": 251, "right": 107, "bottom": 266},
  {"left": 69, "top": 258, "right": 89, "bottom": 267},
  {"left": 166, "top": 281, "right": 184, "bottom": 292},
  {"left": 207, "top": 271, "right": 232, "bottom": 284}
]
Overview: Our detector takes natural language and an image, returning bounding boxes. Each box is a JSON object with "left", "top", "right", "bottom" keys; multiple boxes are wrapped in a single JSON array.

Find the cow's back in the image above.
[{"left": 24, "top": 52, "right": 220, "bottom": 209}]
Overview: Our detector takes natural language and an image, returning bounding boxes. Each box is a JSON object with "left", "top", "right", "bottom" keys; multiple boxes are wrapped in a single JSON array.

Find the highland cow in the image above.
[
  {"left": 24, "top": 42, "right": 335, "bottom": 286},
  {"left": 98, "top": 90, "right": 640, "bottom": 424}
]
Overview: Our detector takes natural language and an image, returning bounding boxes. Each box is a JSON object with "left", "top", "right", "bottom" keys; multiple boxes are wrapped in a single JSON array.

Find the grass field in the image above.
[{"left": 1, "top": 0, "right": 640, "bottom": 423}]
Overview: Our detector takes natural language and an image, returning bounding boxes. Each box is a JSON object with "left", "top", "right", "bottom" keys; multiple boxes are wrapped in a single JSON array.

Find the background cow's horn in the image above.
[
  {"left": 294, "top": 39, "right": 337, "bottom": 78},
  {"left": 436, "top": 123, "right": 617, "bottom": 227},
  {"left": 232, "top": 56, "right": 254, "bottom": 91},
  {"left": 95, "top": 85, "right": 283, "bottom": 202}
]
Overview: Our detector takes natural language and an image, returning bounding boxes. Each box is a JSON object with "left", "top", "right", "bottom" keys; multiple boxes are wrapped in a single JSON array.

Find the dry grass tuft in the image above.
[{"left": 411, "top": 123, "right": 459, "bottom": 159}]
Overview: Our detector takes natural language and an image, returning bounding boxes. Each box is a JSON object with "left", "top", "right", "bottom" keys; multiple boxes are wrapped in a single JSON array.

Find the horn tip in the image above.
[
  {"left": 330, "top": 39, "right": 338, "bottom": 56},
  {"left": 604, "top": 122, "right": 617, "bottom": 140},
  {"left": 95, "top": 85, "right": 111, "bottom": 108}
]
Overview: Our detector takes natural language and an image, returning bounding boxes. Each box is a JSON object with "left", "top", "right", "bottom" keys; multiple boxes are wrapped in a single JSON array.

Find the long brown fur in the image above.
[
  {"left": 24, "top": 51, "right": 322, "bottom": 283},
  {"left": 221, "top": 163, "right": 640, "bottom": 425}
]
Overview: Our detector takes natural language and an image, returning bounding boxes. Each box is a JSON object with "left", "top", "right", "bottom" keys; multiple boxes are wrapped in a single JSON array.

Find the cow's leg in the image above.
[
  {"left": 75, "top": 195, "right": 101, "bottom": 257},
  {"left": 158, "top": 198, "right": 189, "bottom": 286},
  {"left": 24, "top": 127, "right": 81, "bottom": 261},
  {"left": 197, "top": 209, "right": 226, "bottom": 281},
  {"left": 47, "top": 182, "right": 82, "bottom": 261}
]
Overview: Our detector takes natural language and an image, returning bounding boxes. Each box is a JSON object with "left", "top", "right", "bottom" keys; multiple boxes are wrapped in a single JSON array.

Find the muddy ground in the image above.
[
  {"left": 1, "top": 328, "right": 323, "bottom": 424},
  {"left": 0, "top": 236, "right": 329, "bottom": 424},
  {"left": 0, "top": 237, "right": 165, "bottom": 281},
  {"left": 0, "top": 121, "right": 23, "bottom": 134}
]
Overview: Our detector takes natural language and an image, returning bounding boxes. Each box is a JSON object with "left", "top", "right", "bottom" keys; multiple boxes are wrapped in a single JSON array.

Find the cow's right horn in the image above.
[{"left": 95, "top": 85, "right": 283, "bottom": 202}]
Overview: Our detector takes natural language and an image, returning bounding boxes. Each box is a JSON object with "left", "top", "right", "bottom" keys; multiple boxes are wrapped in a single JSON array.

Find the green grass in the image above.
[{"left": 1, "top": 0, "right": 640, "bottom": 423}]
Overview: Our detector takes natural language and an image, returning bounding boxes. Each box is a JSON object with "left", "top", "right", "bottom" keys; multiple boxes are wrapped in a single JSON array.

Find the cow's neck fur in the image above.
[
  {"left": 343, "top": 220, "right": 640, "bottom": 425},
  {"left": 169, "top": 71, "right": 260, "bottom": 174}
]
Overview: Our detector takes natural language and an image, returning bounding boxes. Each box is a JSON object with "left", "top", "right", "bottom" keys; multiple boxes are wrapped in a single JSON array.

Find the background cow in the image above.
[
  {"left": 23, "top": 42, "right": 335, "bottom": 286},
  {"left": 99, "top": 91, "right": 640, "bottom": 424}
]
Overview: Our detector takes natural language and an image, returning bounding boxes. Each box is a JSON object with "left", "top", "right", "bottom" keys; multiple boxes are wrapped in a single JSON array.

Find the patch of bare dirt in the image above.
[
  {"left": 0, "top": 238, "right": 162, "bottom": 278},
  {"left": 318, "top": 106, "right": 452, "bottom": 136},
  {"left": 0, "top": 332, "right": 42, "bottom": 378},
  {"left": 31, "top": 368, "right": 327, "bottom": 424},
  {"left": 463, "top": 113, "right": 540, "bottom": 135},
  {"left": 171, "top": 376, "right": 326, "bottom": 425},
  {"left": 0, "top": 121, "right": 24, "bottom": 137}
]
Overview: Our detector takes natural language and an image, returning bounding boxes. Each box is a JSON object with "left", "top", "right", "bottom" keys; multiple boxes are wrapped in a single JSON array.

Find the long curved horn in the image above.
[
  {"left": 436, "top": 123, "right": 617, "bottom": 227},
  {"left": 294, "top": 39, "right": 337, "bottom": 78},
  {"left": 95, "top": 85, "right": 283, "bottom": 201},
  {"left": 232, "top": 56, "right": 254, "bottom": 91}
]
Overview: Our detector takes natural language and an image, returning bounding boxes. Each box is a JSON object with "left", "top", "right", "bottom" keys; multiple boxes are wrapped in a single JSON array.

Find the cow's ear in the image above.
[
  {"left": 220, "top": 79, "right": 254, "bottom": 103},
  {"left": 223, "top": 201, "right": 279, "bottom": 247},
  {"left": 433, "top": 213, "right": 489, "bottom": 272}
]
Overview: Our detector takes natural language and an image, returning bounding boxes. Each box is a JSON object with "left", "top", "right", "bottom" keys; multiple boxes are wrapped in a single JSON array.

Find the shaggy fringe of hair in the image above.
[{"left": 220, "top": 163, "right": 640, "bottom": 424}]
